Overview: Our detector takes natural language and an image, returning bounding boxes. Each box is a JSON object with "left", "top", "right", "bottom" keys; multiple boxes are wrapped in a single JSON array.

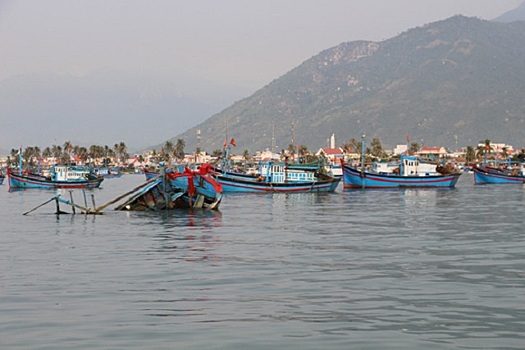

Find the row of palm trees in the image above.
[
  {"left": 464, "top": 139, "right": 518, "bottom": 164},
  {"left": 8, "top": 141, "right": 129, "bottom": 168},
  {"left": 339, "top": 137, "right": 523, "bottom": 163}
]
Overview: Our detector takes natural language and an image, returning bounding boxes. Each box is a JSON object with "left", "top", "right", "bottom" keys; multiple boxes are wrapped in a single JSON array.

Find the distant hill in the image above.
[
  {"left": 174, "top": 15, "right": 525, "bottom": 153},
  {"left": 494, "top": 1, "right": 525, "bottom": 22}
]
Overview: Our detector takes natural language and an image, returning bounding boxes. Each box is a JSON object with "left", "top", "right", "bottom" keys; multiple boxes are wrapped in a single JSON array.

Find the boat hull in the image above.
[
  {"left": 7, "top": 171, "right": 103, "bottom": 189},
  {"left": 117, "top": 171, "right": 222, "bottom": 211},
  {"left": 342, "top": 164, "right": 460, "bottom": 188},
  {"left": 473, "top": 166, "right": 525, "bottom": 185}
]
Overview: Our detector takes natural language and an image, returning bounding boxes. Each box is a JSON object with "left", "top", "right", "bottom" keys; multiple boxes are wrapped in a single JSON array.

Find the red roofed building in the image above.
[
  {"left": 315, "top": 147, "right": 344, "bottom": 163},
  {"left": 417, "top": 146, "right": 448, "bottom": 159}
]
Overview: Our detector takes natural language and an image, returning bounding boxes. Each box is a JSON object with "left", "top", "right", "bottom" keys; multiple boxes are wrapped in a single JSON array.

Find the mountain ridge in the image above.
[{"left": 174, "top": 15, "right": 525, "bottom": 153}]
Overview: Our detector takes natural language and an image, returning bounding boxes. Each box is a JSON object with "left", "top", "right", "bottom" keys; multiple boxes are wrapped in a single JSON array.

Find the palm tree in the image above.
[
  {"left": 51, "top": 144, "right": 63, "bottom": 163},
  {"left": 465, "top": 146, "right": 475, "bottom": 164},
  {"left": 501, "top": 147, "right": 509, "bottom": 160},
  {"left": 75, "top": 146, "right": 89, "bottom": 164},
  {"left": 164, "top": 141, "right": 175, "bottom": 162},
  {"left": 42, "top": 147, "right": 52, "bottom": 158},
  {"left": 475, "top": 145, "right": 485, "bottom": 161},
  {"left": 63, "top": 140, "right": 72, "bottom": 164},
  {"left": 211, "top": 149, "right": 223, "bottom": 158},
  {"left": 242, "top": 149, "right": 250, "bottom": 164},
  {"left": 298, "top": 145, "right": 308, "bottom": 157},
  {"left": 483, "top": 139, "right": 493, "bottom": 154},
  {"left": 103, "top": 145, "right": 110, "bottom": 165},
  {"left": 480, "top": 139, "right": 493, "bottom": 162},
  {"left": 113, "top": 142, "right": 128, "bottom": 165},
  {"left": 344, "top": 138, "right": 359, "bottom": 153},
  {"left": 89, "top": 145, "right": 104, "bottom": 165},
  {"left": 409, "top": 142, "right": 420, "bottom": 155},
  {"left": 287, "top": 144, "right": 295, "bottom": 161},
  {"left": 370, "top": 138, "right": 386, "bottom": 159},
  {"left": 174, "top": 139, "right": 185, "bottom": 161},
  {"left": 9, "top": 148, "right": 20, "bottom": 167},
  {"left": 22, "top": 147, "right": 33, "bottom": 167}
]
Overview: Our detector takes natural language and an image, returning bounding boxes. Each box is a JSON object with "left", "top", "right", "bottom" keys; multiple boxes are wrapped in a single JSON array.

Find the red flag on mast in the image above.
[{"left": 230, "top": 138, "right": 236, "bottom": 147}]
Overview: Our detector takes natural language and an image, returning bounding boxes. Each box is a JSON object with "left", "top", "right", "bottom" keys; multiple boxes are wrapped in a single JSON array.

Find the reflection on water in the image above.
[{"left": 1, "top": 176, "right": 525, "bottom": 349}]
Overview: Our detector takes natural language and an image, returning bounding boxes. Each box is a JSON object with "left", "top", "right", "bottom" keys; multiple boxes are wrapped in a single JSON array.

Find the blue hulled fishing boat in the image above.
[
  {"left": 213, "top": 161, "right": 340, "bottom": 193},
  {"left": 472, "top": 164, "right": 524, "bottom": 184},
  {"left": 341, "top": 136, "right": 461, "bottom": 189},
  {"left": 7, "top": 165, "right": 103, "bottom": 189},
  {"left": 129, "top": 163, "right": 222, "bottom": 210}
]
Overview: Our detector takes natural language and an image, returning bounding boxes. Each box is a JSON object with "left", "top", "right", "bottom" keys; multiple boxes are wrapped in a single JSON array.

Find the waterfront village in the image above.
[{"left": 1, "top": 134, "right": 524, "bottom": 173}]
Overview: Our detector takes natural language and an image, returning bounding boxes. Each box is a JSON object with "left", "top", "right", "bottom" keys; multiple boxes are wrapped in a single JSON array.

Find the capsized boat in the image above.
[{"left": 117, "top": 164, "right": 222, "bottom": 210}]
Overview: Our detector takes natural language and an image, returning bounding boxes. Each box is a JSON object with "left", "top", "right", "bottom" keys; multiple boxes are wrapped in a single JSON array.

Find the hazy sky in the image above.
[
  {"left": 0, "top": 0, "right": 522, "bottom": 153},
  {"left": 1, "top": 0, "right": 521, "bottom": 88}
]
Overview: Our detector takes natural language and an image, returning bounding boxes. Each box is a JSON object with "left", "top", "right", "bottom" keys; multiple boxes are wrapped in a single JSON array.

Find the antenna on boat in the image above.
[{"left": 271, "top": 121, "right": 275, "bottom": 153}]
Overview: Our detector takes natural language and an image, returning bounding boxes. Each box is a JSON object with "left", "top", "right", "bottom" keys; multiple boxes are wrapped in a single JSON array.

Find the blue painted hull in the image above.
[
  {"left": 7, "top": 171, "right": 103, "bottom": 189},
  {"left": 473, "top": 166, "right": 525, "bottom": 185},
  {"left": 141, "top": 168, "right": 222, "bottom": 209},
  {"left": 169, "top": 173, "right": 223, "bottom": 207},
  {"left": 342, "top": 164, "right": 460, "bottom": 188},
  {"left": 214, "top": 173, "right": 340, "bottom": 193}
]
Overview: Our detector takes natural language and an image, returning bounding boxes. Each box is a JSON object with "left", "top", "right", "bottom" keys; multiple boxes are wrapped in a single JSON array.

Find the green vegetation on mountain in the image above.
[{"left": 176, "top": 16, "right": 525, "bottom": 153}]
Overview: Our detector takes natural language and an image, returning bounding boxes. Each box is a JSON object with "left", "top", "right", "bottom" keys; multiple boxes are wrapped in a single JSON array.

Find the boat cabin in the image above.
[
  {"left": 259, "top": 162, "right": 316, "bottom": 183},
  {"left": 51, "top": 165, "right": 92, "bottom": 182},
  {"left": 373, "top": 156, "right": 438, "bottom": 176},
  {"left": 399, "top": 155, "right": 437, "bottom": 176}
]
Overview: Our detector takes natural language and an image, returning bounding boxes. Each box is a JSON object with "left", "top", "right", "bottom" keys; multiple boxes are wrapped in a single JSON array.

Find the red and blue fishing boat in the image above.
[
  {"left": 341, "top": 159, "right": 461, "bottom": 188},
  {"left": 341, "top": 136, "right": 461, "bottom": 189},
  {"left": 212, "top": 160, "right": 340, "bottom": 193},
  {"left": 134, "top": 163, "right": 222, "bottom": 210},
  {"left": 7, "top": 165, "right": 104, "bottom": 189},
  {"left": 472, "top": 164, "right": 525, "bottom": 185}
]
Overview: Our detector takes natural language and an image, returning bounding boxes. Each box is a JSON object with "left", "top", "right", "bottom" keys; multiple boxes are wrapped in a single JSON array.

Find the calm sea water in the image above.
[{"left": 1, "top": 174, "right": 524, "bottom": 349}]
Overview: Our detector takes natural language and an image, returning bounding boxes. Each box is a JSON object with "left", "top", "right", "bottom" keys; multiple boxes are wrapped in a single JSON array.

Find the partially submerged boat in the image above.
[{"left": 117, "top": 164, "right": 222, "bottom": 211}]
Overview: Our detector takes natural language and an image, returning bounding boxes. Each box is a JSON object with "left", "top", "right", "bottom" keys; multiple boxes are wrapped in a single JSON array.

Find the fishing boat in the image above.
[
  {"left": 472, "top": 164, "right": 525, "bottom": 184},
  {"left": 341, "top": 136, "right": 461, "bottom": 189},
  {"left": 94, "top": 166, "right": 122, "bottom": 178},
  {"left": 118, "top": 164, "right": 222, "bottom": 210},
  {"left": 7, "top": 164, "right": 104, "bottom": 189},
  {"left": 212, "top": 160, "right": 341, "bottom": 193}
]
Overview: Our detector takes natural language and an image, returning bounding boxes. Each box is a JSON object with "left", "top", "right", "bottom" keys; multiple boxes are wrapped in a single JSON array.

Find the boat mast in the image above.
[
  {"left": 19, "top": 147, "right": 23, "bottom": 174},
  {"left": 360, "top": 135, "right": 366, "bottom": 189}
]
